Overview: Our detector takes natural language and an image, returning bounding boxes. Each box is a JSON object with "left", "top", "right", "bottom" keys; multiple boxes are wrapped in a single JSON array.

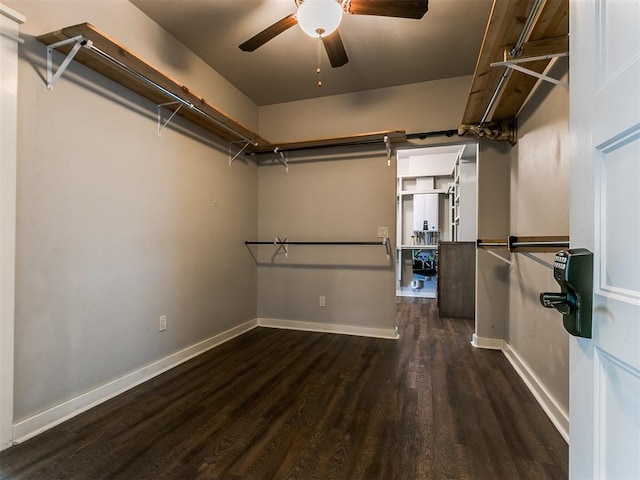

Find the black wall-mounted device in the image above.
[{"left": 540, "top": 248, "right": 593, "bottom": 338}]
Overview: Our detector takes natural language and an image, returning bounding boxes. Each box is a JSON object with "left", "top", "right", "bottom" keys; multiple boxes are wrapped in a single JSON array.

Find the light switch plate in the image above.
[{"left": 377, "top": 227, "right": 389, "bottom": 238}]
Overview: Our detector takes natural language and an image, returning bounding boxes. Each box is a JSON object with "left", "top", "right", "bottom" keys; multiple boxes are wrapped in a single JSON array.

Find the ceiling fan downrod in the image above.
[{"left": 317, "top": 35, "right": 323, "bottom": 87}]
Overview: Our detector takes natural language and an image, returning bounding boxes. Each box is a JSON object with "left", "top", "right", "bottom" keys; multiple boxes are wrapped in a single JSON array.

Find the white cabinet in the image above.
[{"left": 413, "top": 194, "right": 439, "bottom": 232}]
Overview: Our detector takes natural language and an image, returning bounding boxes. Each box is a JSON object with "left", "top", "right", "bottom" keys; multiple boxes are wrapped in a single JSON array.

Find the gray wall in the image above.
[
  {"left": 506, "top": 60, "right": 570, "bottom": 410},
  {"left": 9, "top": 0, "right": 568, "bottom": 436},
  {"left": 9, "top": 0, "right": 258, "bottom": 421},
  {"left": 256, "top": 76, "right": 473, "bottom": 333},
  {"left": 259, "top": 76, "right": 472, "bottom": 141},
  {"left": 256, "top": 150, "right": 396, "bottom": 331},
  {"left": 473, "top": 61, "right": 570, "bottom": 416},
  {"left": 476, "top": 141, "right": 511, "bottom": 340}
]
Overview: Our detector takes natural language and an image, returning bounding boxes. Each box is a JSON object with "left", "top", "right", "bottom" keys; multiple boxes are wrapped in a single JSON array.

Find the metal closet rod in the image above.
[
  {"left": 245, "top": 241, "right": 386, "bottom": 246},
  {"left": 246, "top": 238, "right": 393, "bottom": 259},
  {"left": 86, "top": 42, "right": 258, "bottom": 146},
  {"left": 248, "top": 129, "right": 460, "bottom": 156},
  {"left": 477, "top": 235, "right": 570, "bottom": 251}
]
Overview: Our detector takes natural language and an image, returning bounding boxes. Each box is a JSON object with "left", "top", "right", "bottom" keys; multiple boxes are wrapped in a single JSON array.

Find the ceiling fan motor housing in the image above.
[{"left": 296, "top": 0, "right": 344, "bottom": 38}]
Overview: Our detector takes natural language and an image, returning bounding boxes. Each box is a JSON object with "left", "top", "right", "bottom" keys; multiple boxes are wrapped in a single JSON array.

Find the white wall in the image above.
[
  {"left": 457, "top": 158, "right": 477, "bottom": 241},
  {"left": 6, "top": 0, "right": 259, "bottom": 436}
]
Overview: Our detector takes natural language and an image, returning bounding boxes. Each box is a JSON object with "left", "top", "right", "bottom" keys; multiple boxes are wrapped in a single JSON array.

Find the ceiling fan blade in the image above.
[
  {"left": 322, "top": 30, "right": 349, "bottom": 68},
  {"left": 346, "top": 0, "right": 429, "bottom": 19},
  {"left": 239, "top": 14, "right": 298, "bottom": 52}
]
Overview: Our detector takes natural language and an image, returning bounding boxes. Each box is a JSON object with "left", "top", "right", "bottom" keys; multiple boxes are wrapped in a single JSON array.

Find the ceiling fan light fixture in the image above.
[{"left": 297, "top": 0, "right": 343, "bottom": 38}]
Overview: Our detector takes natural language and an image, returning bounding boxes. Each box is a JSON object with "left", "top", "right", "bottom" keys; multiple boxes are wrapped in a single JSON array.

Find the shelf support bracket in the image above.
[
  {"left": 483, "top": 249, "right": 513, "bottom": 266},
  {"left": 228, "top": 140, "right": 252, "bottom": 166},
  {"left": 156, "top": 101, "right": 183, "bottom": 138},
  {"left": 384, "top": 135, "right": 392, "bottom": 166},
  {"left": 274, "top": 147, "right": 288, "bottom": 173},
  {"left": 521, "top": 252, "right": 555, "bottom": 270},
  {"left": 490, "top": 52, "right": 569, "bottom": 89},
  {"left": 46, "top": 35, "right": 90, "bottom": 90}
]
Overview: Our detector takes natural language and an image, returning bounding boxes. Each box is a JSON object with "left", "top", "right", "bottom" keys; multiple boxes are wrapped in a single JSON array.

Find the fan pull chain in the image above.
[{"left": 316, "top": 35, "right": 322, "bottom": 87}]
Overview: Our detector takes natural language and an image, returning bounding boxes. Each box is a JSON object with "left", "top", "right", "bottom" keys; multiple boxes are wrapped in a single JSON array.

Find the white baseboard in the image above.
[
  {"left": 12, "top": 319, "right": 258, "bottom": 444},
  {"left": 258, "top": 318, "right": 399, "bottom": 340},
  {"left": 502, "top": 343, "right": 569, "bottom": 443},
  {"left": 471, "top": 333, "right": 506, "bottom": 350},
  {"left": 471, "top": 334, "right": 568, "bottom": 442}
]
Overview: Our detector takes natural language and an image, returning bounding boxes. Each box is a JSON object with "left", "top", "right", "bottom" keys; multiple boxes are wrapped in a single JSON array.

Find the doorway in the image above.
[{"left": 395, "top": 143, "right": 478, "bottom": 299}]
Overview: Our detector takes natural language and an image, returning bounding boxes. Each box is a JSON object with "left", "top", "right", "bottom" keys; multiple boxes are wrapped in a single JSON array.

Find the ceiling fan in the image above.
[{"left": 239, "top": 0, "right": 430, "bottom": 69}]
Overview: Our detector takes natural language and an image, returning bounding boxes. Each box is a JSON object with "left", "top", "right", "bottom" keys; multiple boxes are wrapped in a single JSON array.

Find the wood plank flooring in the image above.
[{"left": 0, "top": 298, "right": 568, "bottom": 479}]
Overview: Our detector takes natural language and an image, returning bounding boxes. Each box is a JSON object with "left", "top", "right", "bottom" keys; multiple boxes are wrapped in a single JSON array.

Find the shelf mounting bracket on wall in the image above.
[
  {"left": 490, "top": 52, "right": 569, "bottom": 89},
  {"left": 157, "top": 101, "right": 185, "bottom": 138},
  {"left": 46, "top": 35, "right": 90, "bottom": 90},
  {"left": 229, "top": 140, "right": 252, "bottom": 166}
]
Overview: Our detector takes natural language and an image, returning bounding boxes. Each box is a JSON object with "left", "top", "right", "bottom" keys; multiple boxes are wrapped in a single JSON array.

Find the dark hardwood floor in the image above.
[{"left": 0, "top": 298, "right": 568, "bottom": 479}]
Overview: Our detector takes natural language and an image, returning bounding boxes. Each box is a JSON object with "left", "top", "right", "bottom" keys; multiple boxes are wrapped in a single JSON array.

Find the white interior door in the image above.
[{"left": 570, "top": 0, "right": 640, "bottom": 478}]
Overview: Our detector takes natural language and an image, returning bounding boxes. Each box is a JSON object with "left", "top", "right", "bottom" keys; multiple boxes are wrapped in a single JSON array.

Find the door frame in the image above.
[{"left": 0, "top": 3, "right": 25, "bottom": 451}]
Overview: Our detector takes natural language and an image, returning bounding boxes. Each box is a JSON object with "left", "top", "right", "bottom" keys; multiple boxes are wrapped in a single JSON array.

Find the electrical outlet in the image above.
[
  {"left": 158, "top": 315, "right": 167, "bottom": 332},
  {"left": 319, "top": 296, "right": 326, "bottom": 307},
  {"left": 377, "top": 226, "right": 389, "bottom": 238}
]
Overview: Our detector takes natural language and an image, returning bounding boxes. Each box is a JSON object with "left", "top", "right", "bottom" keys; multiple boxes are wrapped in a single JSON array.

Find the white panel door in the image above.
[{"left": 569, "top": 0, "right": 640, "bottom": 478}]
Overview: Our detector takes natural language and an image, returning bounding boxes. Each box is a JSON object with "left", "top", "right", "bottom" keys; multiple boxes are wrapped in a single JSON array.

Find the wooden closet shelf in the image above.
[
  {"left": 38, "top": 23, "right": 408, "bottom": 158},
  {"left": 37, "top": 23, "right": 271, "bottom": 148},
  {"left": 459, "top": 0, "right": 568, "bottom": 143},
  {"left": 249, "top": 130, "right": 407, "bottom": 155}
]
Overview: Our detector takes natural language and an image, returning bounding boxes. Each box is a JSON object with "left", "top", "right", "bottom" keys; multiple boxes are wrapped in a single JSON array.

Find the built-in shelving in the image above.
[
  {"left": 397, "top": 188, "right": 448, "bottom": 197},
  {"left": 395, "top": 146, "right": 463, "bottom": 298}
]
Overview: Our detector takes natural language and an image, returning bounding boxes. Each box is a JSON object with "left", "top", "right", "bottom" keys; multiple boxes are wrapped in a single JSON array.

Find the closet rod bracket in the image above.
[
  {"left": 384, "top": 135, "right": 392, "bottom": 166},
  {"left": 383, "top": 236, "right": 392, "bottom": 260},
  {"left": 275, "top": 237, "right": 288, "bottom": 258},
  {"left": 274, "top": 147, "right": 289, "bottom": 173},
  {"left": 46, "top": 35, "right": 91, "bottom": 90}
]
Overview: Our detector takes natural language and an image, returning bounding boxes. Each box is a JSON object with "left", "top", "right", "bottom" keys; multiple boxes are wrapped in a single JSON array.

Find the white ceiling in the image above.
[{"left": 130, "top": 0, "right": 493, "bottom": 106}]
